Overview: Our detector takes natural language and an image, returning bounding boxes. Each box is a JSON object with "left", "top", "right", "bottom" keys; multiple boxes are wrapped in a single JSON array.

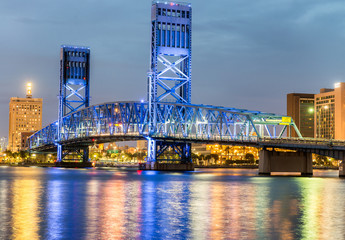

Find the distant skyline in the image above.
[{"left": 1, "top": 0, "right": 345, "bottom": 138}]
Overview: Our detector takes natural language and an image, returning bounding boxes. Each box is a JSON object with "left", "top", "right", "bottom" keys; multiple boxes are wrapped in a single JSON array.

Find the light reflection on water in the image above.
[{"left": 0, "top": 167, "right": 344, "bottom": 239}]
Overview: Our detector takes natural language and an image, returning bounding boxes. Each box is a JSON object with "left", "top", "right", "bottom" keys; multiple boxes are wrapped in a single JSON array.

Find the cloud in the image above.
[{"left": 296, "top": 2, "right": 345, "bottom": 24}]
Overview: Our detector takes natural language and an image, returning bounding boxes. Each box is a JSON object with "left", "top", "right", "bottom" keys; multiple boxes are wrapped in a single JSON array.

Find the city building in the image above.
[
  {"left": 192, "top": 143, "right": 211, "bottom": 156},
  {"left": 287, "top": 93, "right": 315, "bottom": 138},
  {"left": 8, "top": 83, "right": 42, "bottom": 152},
  {"left": 0, "top": 137, "right": 7, "bottom": 152},
  {"left": 137, "top": 140, "right": 147, "bottom": 150},
  {"left": 314, "top": 83, "right": 345, "bottom": 140}
]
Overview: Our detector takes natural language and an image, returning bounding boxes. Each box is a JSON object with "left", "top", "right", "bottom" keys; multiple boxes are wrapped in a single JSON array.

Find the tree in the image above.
[
  {"left": 315, "top": 155, "right": 331, "bottom": 166},
  {"left": 224, "top": 146, "right": 231, "bottom": 160},
  {"left": 245, "top": 153, "right": 255, "bottom": 163},
  {"left": 126, "top": 153, "right": 134, "bottom": 160},
  {"left": 19, "top": 151, "right": 29, "bottom": 161},
  {"left": 4, "top": 150, "right": 13, "bottom": 159},
  {"left": 91, "top": 152, "right": 101, "bottom": 161},
  {"left": 191, "top": 152, "right": 199, "bottom": 160},
  {"left": 105, "top": 151, "right": 112, "bottom": 158}
]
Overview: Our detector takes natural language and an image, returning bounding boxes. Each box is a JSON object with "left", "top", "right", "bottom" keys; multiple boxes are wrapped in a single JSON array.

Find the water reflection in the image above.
[
  {"left": 0, "top": 179, "right": 11, "bottom": 239},
  {"left": 47, "top": 179, "right": 65, "bottom": 239},
  {"left": 0, "top": 168, "right": 344, "bottom": 239},
  {"left": 85, "top": 179, "right": 100, "bottom": 240},
  {"left": 11, "top": 171, "right": 42, "bottom": 240},
  {"left": 98, "top": 179, "right": 126, "bottom": 239}
]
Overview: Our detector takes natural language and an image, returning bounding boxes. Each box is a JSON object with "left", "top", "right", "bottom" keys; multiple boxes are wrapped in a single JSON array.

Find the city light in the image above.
[
  {"left": 308, "top": 108, "right": 314, "bottom": 113},
  {"left": 26, "top": 82, "right": 32, "bottom": 97}
]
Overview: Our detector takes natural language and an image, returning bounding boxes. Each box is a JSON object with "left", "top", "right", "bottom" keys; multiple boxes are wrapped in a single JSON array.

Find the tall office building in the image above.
[
  {"left": 8, "top": 83, "right": 43, "bottom": 151},
  {"left": 287, "top": 93, "right": 315, "bottom": 138},
  {"left": 314, "top": 83, "right": 345, "bottom": 140}
]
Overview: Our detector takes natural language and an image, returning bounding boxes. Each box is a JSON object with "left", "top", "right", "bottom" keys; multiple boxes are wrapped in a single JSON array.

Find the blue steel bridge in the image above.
[
  {"left": 29, "top": 101, "right": 301, "bottom": 150},
  {"left": 29, "top": 100, "right": 345, "bottom": 162},
  {"left": 28, "top": 1, "right": 345, "bottom": 174}
]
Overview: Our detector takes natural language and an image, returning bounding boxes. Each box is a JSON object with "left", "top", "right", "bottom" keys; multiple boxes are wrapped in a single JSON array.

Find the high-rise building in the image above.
[
  {"left": 287, "top": 93, "right": 315, "bottom": 138},
  {"left": 314, "top": 83, "right": 345, "bottom": 140},
  {"left": 8, "top": 83, "right": 42, "bottom": 151}
]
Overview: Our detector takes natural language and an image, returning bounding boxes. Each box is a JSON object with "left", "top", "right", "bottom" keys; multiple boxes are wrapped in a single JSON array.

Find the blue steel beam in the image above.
[{"left": 28, "top": 101, "right": 302, "bottom": 150}]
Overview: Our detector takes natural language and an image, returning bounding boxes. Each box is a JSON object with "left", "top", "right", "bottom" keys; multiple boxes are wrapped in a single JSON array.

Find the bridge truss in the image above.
[{"left": 28, "top": 101, "right": 301, "bottom": 159}]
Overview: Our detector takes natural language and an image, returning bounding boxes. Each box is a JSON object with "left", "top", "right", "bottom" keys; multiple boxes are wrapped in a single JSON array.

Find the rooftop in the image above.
[{"left": 152, "top": 1, "right": 191, "bottom": 7}]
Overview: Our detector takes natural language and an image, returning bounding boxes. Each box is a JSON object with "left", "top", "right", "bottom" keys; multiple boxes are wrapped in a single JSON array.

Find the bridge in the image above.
[
  {"left": 28, "top": 1, "right": 345, "bottom": 176},
  {"left": 28, "top": 101, "right": 301, "bottom": 149}
]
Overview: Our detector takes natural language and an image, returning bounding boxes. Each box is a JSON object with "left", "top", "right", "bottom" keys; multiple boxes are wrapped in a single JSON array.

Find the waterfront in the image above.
[{"left": 0, "top": 167, "right": 344, "bottom": 239}]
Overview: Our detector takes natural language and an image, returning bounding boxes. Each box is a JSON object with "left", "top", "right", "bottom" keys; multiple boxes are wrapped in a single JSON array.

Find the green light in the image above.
[{"left": 308, "top": 108, "right": 314, "bottom": 113}]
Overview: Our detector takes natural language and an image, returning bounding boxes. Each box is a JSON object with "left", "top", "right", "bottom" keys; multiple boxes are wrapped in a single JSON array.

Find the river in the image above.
[{"left": 0, "top": 167, "right": 344, "bottom": 239}]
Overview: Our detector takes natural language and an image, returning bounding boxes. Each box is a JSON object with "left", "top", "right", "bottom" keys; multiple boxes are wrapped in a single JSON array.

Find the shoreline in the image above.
[{"left": 0, "top": 163, "right": 339, "bottom": 170}]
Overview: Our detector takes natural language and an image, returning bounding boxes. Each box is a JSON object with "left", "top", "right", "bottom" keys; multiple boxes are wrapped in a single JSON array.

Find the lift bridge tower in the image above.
[
  {"left": 57, "top": 45, "right": 90, "bottom": 164},
  {"left": 147, "top": 1, "right": 193, "bottom": 168}
]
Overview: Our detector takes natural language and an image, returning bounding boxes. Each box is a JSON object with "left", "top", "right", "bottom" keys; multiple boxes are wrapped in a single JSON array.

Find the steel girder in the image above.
[{"left": 28, "top": 101, "right": 301, "bottom": 150}]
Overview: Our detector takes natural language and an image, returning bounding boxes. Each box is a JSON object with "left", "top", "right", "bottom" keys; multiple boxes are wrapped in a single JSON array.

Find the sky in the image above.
[{"left": 0, "top": 0, "right": 345, "bottom": 138}]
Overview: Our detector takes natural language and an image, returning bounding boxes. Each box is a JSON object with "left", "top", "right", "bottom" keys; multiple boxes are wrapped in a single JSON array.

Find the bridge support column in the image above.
[
  {"left": 339, "top": 161, "right": 345, "bottom": 177},
  {"left": 259, "top": 149, "right": 313, "bottom": 176},
  {"left": 55, "top": 146, "right": 91, "bottom": 168},
  {"left": 141, "top": 140, "right": 194, "bottom": 171}
]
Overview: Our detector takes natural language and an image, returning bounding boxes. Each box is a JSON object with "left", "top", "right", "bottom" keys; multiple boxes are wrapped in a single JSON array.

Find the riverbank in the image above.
[
  {"left": 0, "top": 162, "right": 339, "bottom": 170},
  {"left": 0, "top": 162, "right": 54, "bottom": 167}
]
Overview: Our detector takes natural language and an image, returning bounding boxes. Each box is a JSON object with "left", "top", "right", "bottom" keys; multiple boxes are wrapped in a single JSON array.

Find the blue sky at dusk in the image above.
[{"left": 0, "top": 0, "right": 345, "bottom": 137}]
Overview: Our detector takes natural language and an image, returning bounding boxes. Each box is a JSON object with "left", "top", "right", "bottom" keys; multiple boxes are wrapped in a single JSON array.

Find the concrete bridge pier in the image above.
[
  {"left": 258, "top": 149, "right": 313, "bottom": 176},
  {"left": 139, "top": 162, "right": 194, "bottom": 171},
  {"left": 339, "top": 161, "right": 345, "bottom": 177}
]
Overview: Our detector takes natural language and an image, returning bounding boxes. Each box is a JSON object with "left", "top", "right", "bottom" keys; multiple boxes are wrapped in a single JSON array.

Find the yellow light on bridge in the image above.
[{"left": 281, "top": 117, "right": 291, "bottom": 123}]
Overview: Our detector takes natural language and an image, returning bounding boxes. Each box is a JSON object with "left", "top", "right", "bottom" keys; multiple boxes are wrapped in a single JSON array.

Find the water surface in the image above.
[{"left": 0, "top": 167, "right": 343, "bottom": 239}]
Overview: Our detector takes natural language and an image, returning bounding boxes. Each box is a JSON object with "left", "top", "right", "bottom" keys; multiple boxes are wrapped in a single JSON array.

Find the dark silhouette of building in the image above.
[{"left": 287, "top": 93, "right": 315, "bottom": 138}]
